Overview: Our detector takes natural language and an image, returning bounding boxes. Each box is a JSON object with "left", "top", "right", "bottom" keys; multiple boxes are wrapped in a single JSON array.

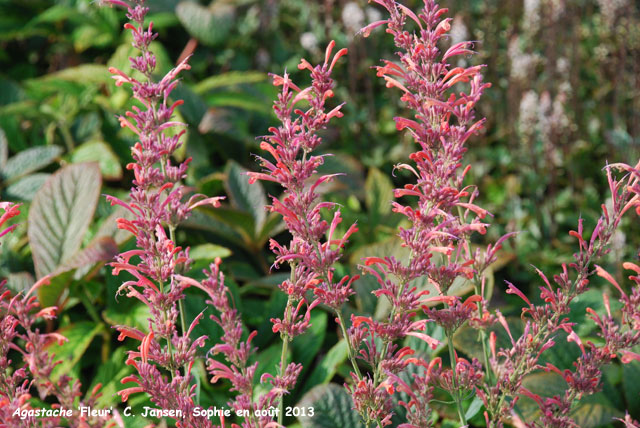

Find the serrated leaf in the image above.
[
  {"left": 1, "top": 145, "right": 62, "bottom": 181},
  {"left": 176, "top": 1, "right": 235, "bottom": 46},
  {"left": 49, "top": 321, "right": 104, "bottom": 381},
  {"left": 190, "top": 243, "right": 232, "bottom": 260},
  {"left": 225, "top": 161, "right": 267, "bottom": 235},
  {"left": 4, "top": 173, "right": 50, "bottom": 201},
  {"left": 298, "top": 383, "right": 364, "bottom": 428},
  {"left": 365, "top": 167, "right": 393, "bottom": 216},
  {"left": 28, "top": 163, "right": 101, "bottom": 278},
  {"left": 194, "top": 71, "right": 267, "bottom": 94},
  {"left": 70, "top": 140, "right": 122, "bottom": 180}
]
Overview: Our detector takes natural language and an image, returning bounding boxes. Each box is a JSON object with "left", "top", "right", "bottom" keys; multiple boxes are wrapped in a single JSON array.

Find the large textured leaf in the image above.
[
  {"left": 6, "top": 272, "right": 34, "bottom": 294},
  {"left": 225, "top": 161, "right": 267, "bottom": 235},
  {"left": 1, "top": 145, "right": 62, "bottom": 181},
  {"left": 28, "top": 163, "right": 101, "bottom": 278},
  {"left": 55, "top": 236, "right": 119, "bottom": 275},
  {"left": 176, "top": 1, "right": 235, "bottom": 47},
  {"left": 298, "top": 383, "right": 365, "bottom": 428},
  {"left": 4, "top": 173, "right": 50, "bottom": 201}
]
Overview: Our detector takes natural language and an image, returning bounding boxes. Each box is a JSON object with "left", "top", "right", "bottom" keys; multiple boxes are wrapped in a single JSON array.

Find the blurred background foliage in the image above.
[{"left": 1, "top": 0, "right": 639, "bottom": 426}]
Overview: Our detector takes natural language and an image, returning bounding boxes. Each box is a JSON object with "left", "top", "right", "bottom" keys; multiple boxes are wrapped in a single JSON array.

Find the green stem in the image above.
[
  {"left": 278, "top": 295, "right": 293, "bottom": 426},
  {"left": 336, "top": 310, "right": 363, "bottom": 379},
  {"left": 169, "top": 225, "right": 190, "bottom": 378},
  {"left": 447, "top": 331, "right": 468, "bottom": 427}
]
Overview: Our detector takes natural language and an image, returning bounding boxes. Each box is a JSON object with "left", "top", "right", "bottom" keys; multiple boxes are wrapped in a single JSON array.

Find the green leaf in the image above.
[
  {"left": 1, "top": 145, "right": 62, "bottom": 181},
  {"left": 302, "top": 340, "right": 349, "bottom": 394},
  {"left": 293, "top": 311, "right": 328, "bottom": 372},
  {"left": 49, "top": 321, "right": 104, "bottom": 381},
  {"left": 194, "top": 71, "right": 267, "bottom": 94},
  {"left": 176, "top": 1, "right": 235, "bottom": 46},
  {"left": 72, "top": 24, "right": 113, "bottom": 53},
  {"left": 365, "top": 167, "right": 393, "bottom": 216},
  {"left": 28, "top": 163, "right": 102, "bottom": 278},
  {"left": 38, "top": 270, "right": 74, "bottom": 308},
  {"left": 623, "top": 360, "right": 640, "bottom": 415},
  {"left": 254, "top": 343, "right": 284, "bottom": 390},
  {"left": 103, "top": 303, "right": 151, "bottom": 332},
  {"left": 89, "top": 347, "right": 133, "bottom": 407},
  {"left": 298, "top": 383, "right": 364, "bottom": 428},
  {"left": 205, "top": 92, "right": 271, "bottom": 114},
  {"left": 465, "top": 396, "right": 484, "bottom": 420},
  {"left": 70, "top": 140, "right": 122, "bottom": 180},
  {"left": 36, "top": 64, "right": 111, "bottom": 86},
  {"left": 225, "top": 161, "right": 267, "bottom": 235},
  {"left": 189, "top": 243, "right": 232, "bottom": 260},
  {"left": 4, "top": 173, "right": 50, "bottom": 201}
]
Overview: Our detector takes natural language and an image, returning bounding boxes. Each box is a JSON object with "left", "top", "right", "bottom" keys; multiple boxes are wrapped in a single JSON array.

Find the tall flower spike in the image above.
[
  {"left": 105, "top": 1, "right": 218, "bottom": 426},
  {"left": 353, "top": 1, "right": 503, "bottom": 426},
  {"left": 250, "top": 41, "right": 356, "bottom": 425}
]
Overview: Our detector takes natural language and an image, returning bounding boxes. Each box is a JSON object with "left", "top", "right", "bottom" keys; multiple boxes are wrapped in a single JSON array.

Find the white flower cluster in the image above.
[{"left": 597, "top": 0, "right": 629, "bottom": 28}]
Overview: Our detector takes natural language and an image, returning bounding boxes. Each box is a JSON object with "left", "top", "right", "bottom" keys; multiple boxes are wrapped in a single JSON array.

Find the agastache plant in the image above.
[
  {"left": 483, "top": 163, "right": 640, "bottom": 428},
  {"left": 248, "top": 41, "right": 357, "bottom": 425},
  {"left": 104, "top": 0, "right": 221, "bottom": 426},
  {"left": 1, "top": 202, "right": 114, "bottom": 428},
  {"left": 350, "top": 1, "right": 500, "bottom": 426},
  {"left": 105, "top": 1, "right": 301, "bottom": 427}
]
